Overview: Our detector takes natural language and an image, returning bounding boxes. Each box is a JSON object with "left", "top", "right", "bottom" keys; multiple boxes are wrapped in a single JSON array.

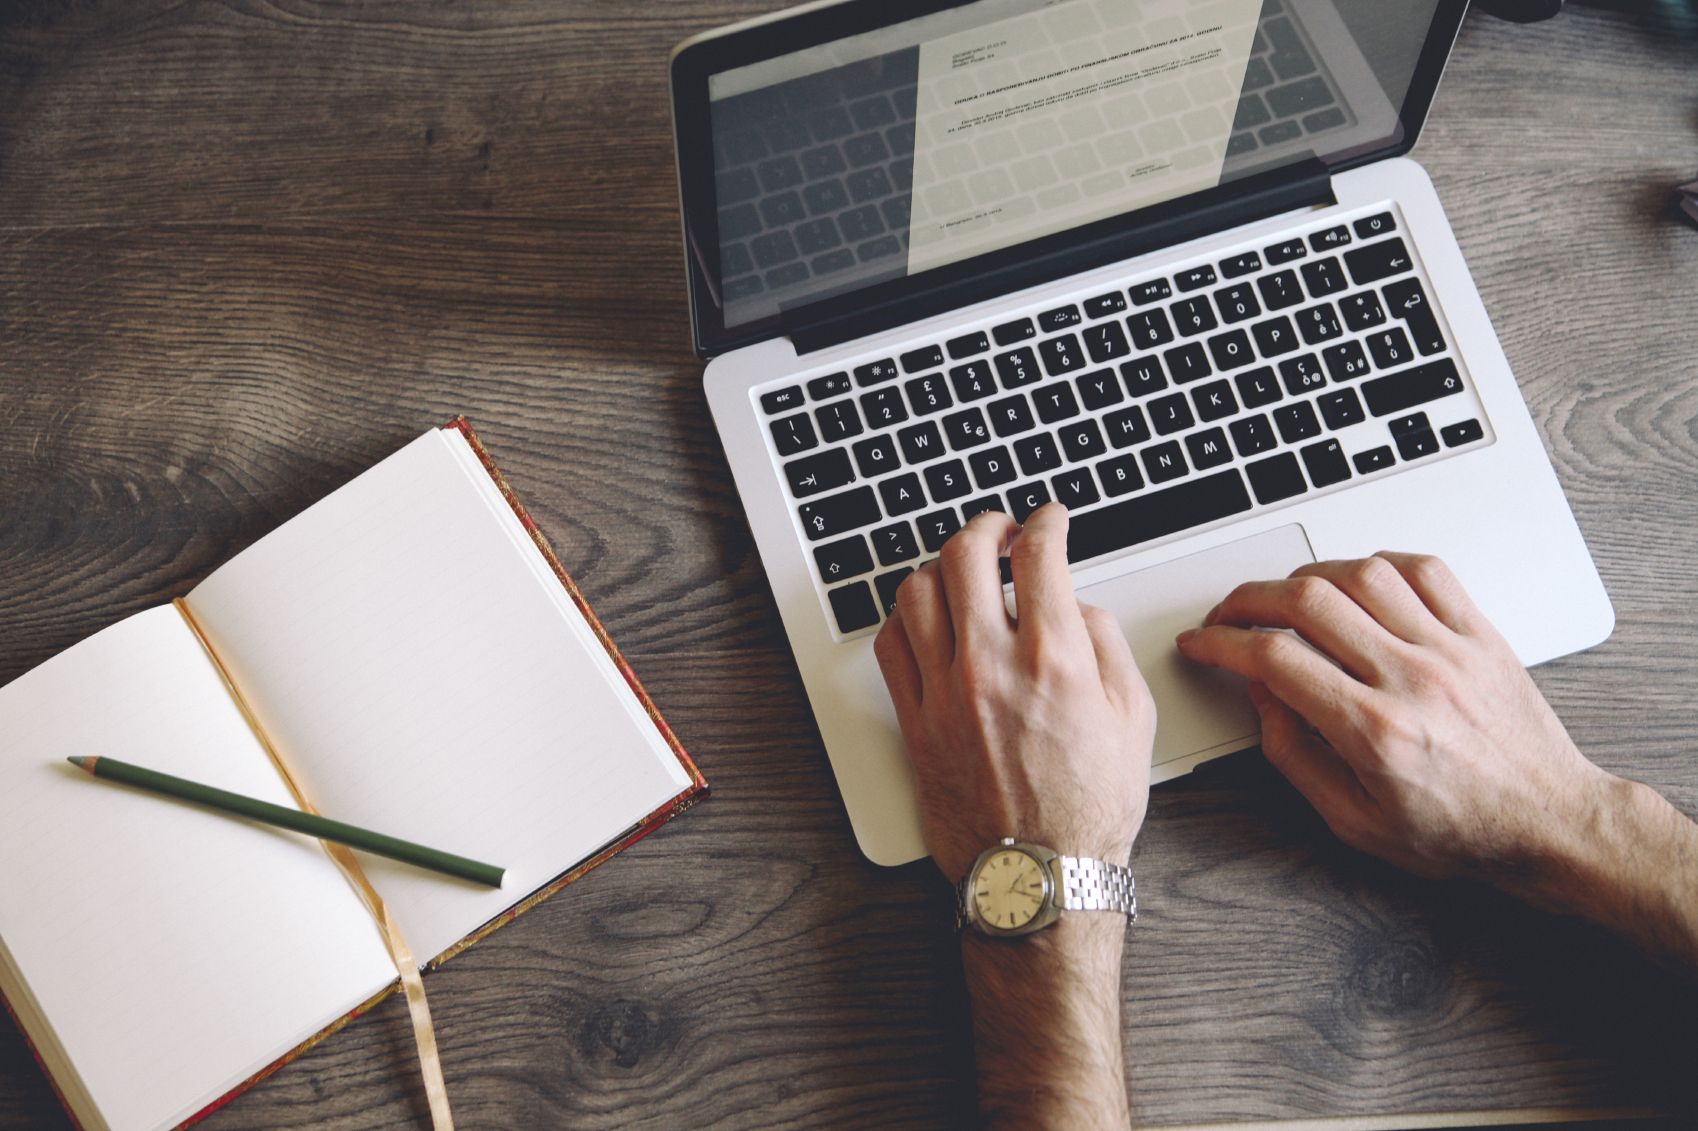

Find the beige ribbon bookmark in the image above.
[{"left": 173, "top": 598, "right": 454, "bottom": 1129}]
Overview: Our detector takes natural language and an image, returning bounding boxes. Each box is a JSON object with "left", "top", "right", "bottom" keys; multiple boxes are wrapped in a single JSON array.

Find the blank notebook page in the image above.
[
  {"left": 0, "top": 605, "right": 396, "bottom": 1131},
  {"left": 187, "top": 428, "right": 693, "bottom": 964}
]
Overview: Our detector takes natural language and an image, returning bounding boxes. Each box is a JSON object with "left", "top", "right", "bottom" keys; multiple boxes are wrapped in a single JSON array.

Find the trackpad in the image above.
[{"left": 1076, "top": 524, "right": 1317, "bottom": 770}]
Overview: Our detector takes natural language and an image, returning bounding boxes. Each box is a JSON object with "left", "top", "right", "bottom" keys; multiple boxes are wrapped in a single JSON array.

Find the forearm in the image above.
[
  {"left": 962, "top": 916, "right": 1130, "bottom": 1130},
  {"left": 1501, "top": 770, "right": 1698, "bottom": 972}
]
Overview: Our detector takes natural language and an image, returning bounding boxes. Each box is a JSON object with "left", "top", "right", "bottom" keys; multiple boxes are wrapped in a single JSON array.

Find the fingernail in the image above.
[{"left": 1175, "top": 628, "right": 1197, "bottom": 646}]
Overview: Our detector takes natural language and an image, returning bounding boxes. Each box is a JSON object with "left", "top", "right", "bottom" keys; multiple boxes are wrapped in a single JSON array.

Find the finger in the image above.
[
  {"left": 1248, "top": 682, "right": 1372, "bottom": 825},
  {"left": 1176, "top": 623, "right": 1365, "bottom": 728},
  {"left": 1081, "top": 603, "right": 1145, "bottom": 706},
  {"left": 936, "top": 510, "right": 1019, "bottom": 648},
  {"left": 1201, "top": 577, "right": 1403, "bottom": 685},
  {"left": 1007, "top": 503, "right": 1087, "bottom": 644},
  {"left": 1289, "top": 557, "right": 1445, "bottom": 645},
  {"left": 873, "top": 610, "right": 923, "bottom": 717},
  {"left": 893, "top": 560, "right": 953, "bottom": 675},
  {"left": 1373, "top": 552, "right": 1489, "bottom": 636}
]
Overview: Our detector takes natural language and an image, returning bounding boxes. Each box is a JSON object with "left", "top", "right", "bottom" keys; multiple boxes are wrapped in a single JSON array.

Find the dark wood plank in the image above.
[{"left": 3, "top": 1, "right": 1697, "bottom": 1128}]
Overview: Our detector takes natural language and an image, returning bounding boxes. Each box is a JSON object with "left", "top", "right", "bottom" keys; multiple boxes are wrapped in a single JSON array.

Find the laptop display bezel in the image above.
[{"left": 671, "top": 0, "right": 1470, "bottom": 359}]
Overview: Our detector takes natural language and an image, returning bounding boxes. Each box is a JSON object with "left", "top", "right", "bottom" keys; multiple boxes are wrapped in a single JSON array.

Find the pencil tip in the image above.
[{"left": 64, "top": 756, "right": 96, "bottom": 774}]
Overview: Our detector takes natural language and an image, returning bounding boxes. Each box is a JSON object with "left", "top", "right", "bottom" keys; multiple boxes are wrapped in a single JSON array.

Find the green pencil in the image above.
[{"left": 66, "top": 756, "right": 505, "bottom": 888}]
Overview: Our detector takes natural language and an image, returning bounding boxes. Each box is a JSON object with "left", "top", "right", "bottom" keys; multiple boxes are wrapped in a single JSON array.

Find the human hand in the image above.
[
  {"left": 873, "top": 504, "right": 1156, "bottom": 883},
  {"left": 1175, "top": 552, "right": 1611, "bottom": 892}
]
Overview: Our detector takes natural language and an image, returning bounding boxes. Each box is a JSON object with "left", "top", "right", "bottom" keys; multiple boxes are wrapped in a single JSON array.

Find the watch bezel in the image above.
[{"left": 963, "top": 840, "right": 1061, "bottom": 938}]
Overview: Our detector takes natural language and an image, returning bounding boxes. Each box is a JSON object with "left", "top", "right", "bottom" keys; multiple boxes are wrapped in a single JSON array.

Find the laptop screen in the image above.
[{"left": 678, "top": 0, "right": 1453, "bottom": 352}]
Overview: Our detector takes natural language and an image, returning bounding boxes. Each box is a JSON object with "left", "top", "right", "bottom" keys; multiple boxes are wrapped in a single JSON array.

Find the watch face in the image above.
[{"left": 972, "top": 848, "right": 1047, "bottom": 931}]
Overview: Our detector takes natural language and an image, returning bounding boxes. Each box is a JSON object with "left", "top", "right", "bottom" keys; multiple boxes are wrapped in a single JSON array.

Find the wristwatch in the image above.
[{"left": 956, "top": 837, "right": 1137, "bottom": 937}]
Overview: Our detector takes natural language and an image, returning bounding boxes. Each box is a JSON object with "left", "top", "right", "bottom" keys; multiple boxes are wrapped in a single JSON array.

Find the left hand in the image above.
[{"left": 873, "top": 504, "right": 1156, "bottom": 882}]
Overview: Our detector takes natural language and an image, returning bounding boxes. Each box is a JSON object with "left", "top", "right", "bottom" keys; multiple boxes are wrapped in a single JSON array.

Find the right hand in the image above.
[{"left": 1174, "top": 552, "right": 1613, "bottom": 893}]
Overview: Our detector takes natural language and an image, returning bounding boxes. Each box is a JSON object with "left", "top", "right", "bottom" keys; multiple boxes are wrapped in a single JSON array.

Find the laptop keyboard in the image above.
[{"left": 757, "top": 205, "right": 1490, "bottom": 638}]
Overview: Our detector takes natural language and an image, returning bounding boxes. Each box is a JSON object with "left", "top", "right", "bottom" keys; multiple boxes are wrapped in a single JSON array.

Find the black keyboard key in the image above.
[
  {"left": 949, "top": 359, "right": 998, "bottom": 402},
  {"left": 1076, "top": 368, "right": 1125, "bottom": 411},
  {"left": 1278, "top": 353, "right": 1327, "bottom": 396},
  {"left": 1066, "top": 469, "right": 1252, "bottom": 563},
  {"left": 1301, "top": 256, "right": 1347, "bottom": 297},
  {"left": 1038, "top": 333, "right": 1087, "bottom": 377},
  {"left": 814, "top": 534, "right": 875, "bottom": 583},
  {"left": 924, "top": 459, "right": 972, "bottom": 503},
  {"left": 1251, "top": 315, "right": 1301, "bottom": 358},
  {"left": 879, "top": 473, "right": 927, "bottom": 516},
  {"left": 917, "top": 509, "right": 962, "bottom": 552},
  {"left": 1257, "top": 269, "right": 1304, "bottom": 311},
  {"left": 1192, "top": 379, "right": 1239, "bottom": 422},
  {"left": 900, "top": 344, "right": 944, "bottom": 373},
  {"left": 961, "top": 495, "right": 1005, "bottom": 521},
  {"left": 1295, "top": 302, "right": 1343, "bottom": 345},
  {"left": 1318, "top": 387, "right": 1365, "bottom": 430},
  {"left": 1265, "top": 238, "right": 1307, "bottom": 265},
  {"left": 828, "top": 581, "right": 880, "bottom": 634},
  {"left": 1235, "top": 365, "right": 1283, "bottom": 409},
  {"left": 1104, "top": 405, "right": 1152, "bottom": 448},
  {"left": 1149, "top": 392, "right": 1195, "bottom": 435},
  {"left": 1389, "top": 412, "right": 1430, "bottom": 437},
  {"left": 872, "top": 523, "right": 920, "bottom": 566},
  {"left": 1176, "top": 265, "right": 1217, "bottom": 292},
  {"left": 992, "top": 317, "right": 1036, "bottom": 346},
  {"left": 969, "top": 445, "right": 1018, "bottom": 488},
  {"left": 1322, "top": 340, "right": 1371, "bottom": 382},
  {"left": 1127, "top": 309, "right": 1175, "bottom": 349},
  {"left": 854, "top": 357, "right": 900, "bottom": 386},
  {"left": 1383, "top": 277, "right": 1447, "bottom": 356},
  {"left": 1119, "top": 357, "right": 1167, "bottom": 398},
  {"left": 1344, "top": 237, "right": 1413, "bottom": 286},
  {"left": 1130, "top": 278, "right": 1172, "bottom": 305},
  {"left": 1309, "top": 225, "right": 1351, "bottom": 252},
  {"left": 1273, "top": 400, "right": 1321, "bottom": 443},
  {"left": 942, "top": 406, "right": 991, "bottom": 450},
  {"left": 1082, "top": 320, "right": 1131, "bottom": 363},
  {"left": 1207, "top": 329, "right": 1256, "bottom": 371},
  {"left": 898, "top": 421, "right": 947, "bottom": 464},
  {"left": 988, "top": 394, "right": 1036, "bottom": 437},
  {"left": 771, "top": 412, "right": 818, "bottom": 456},
  {"left": 905, "top": 373, "right": 952, "bottom": 416},
  {"left": 1214, "top": 283, "right": 1262, "bottom": 324},
  {"left": 1096, "top": 454, "right": 1144, "bottom": 497},
  {"left": 1185, "top": 427, "right": 1234, "bottom": 470},
  {"left": 1084, "top": 291, "right": 1128, "bottom": 318},
  {"left": 808, "top": 372, "right": 852, "bottom": 400},
  {"left": 816, "top": 399, "right": 863, "bottom": 442},
  {"left": 1014, "top": 432, "right": 1063, "bottom": 476},
  {"left": 860, "top": 386, "right": 908, "bottom": 428},
  {"left": 1008, "top": 482, "right": 1052, "bottom": 522},
  {"left": 1394, "top": 423, "right": 1441, "bottom": 461},
  {"left": 947, "top": 331, "right": 990, "bottom": 359},
  {"left": 1058, "top": 418, "right": 1107, "bottom": 462},
  {"left": 1172, "top": 296, "right": 1218, "bottom": 337},
  {"left": 1220, "top": 251, "right": 1262, "bottom": 278},
  {"left": 1164, "top": 341, "right": 1212, "bottom": 384},
  {"left": 1142, "top": 440, "right": 1189, "bottom": 484},
  {"left": 1300, "top": 439, "right": 1352, "bottom": 488},
  {"left": 761, "top": 385, "right": 804, "bottom": 414},
  {"left": 874, "top": 568, "right": 913, "bottom": 614},
  {"left": 1051, "top": 467, "right": 1100, "bottom": 509},
  {"left": 852, "top": 434, "right": 902, "bottom": 478},
  {"left": 1366, "top": 326, "right": 1415, "bottom": 371},
  {"left": 785, "top": 447, "right": 855, "bottom": 498},
  {"left": 1038, "top": 304, "right": 1082, "bottom": 332},
  {"left": 1246, "top": 451, "right": 1308, "bottom": 504},
  {"left": 800, "top": 485, "right": 880, "bottom": 540},
  {"left": 995, "top": 347, "right": 1042, "bottom": 388},
  {"left": 1230, "top": 412, "right": 1279, "bottom": 457},
  {"left": 1353, "top": 445, "right": 1396, "bottom": 474},
  {"left": 1033, "top": 382, "right": 1080, "bottom": 424},
  {"left": 1442, "top": 418, "right": 1484, "bottom": 447},
  {"left": 1340, "top": 291, "right": 1386, "bottom": 332},
  {"left": 1353, "top": 211, "right": 1396, "bottom": 240}
]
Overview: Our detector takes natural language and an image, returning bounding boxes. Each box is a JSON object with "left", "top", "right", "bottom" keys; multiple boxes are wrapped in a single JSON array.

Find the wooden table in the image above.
[{"left": 3, "top": 3, "right": 1696, "bottom": 1127}]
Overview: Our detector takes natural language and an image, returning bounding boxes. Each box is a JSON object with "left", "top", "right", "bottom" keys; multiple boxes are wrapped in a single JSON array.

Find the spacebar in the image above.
[{"left": 1066, "top": 470, "right": 1254, "bottom": 566}]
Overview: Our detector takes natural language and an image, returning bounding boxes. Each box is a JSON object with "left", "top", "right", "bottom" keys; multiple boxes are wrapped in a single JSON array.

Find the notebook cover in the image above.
[{"left": 1, "top": 419, "right": 707, "bottom": 1131}]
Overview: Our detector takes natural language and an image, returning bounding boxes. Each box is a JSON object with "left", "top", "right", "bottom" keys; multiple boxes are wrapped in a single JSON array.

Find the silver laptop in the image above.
[{"left": 670, "top": 0, "right": 1613, "bottom": 866}]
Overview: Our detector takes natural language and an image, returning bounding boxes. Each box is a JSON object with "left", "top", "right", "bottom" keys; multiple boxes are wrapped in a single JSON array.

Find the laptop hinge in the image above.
[{"left": 791, "top": 160, "right": 1337, "bottom": 356}]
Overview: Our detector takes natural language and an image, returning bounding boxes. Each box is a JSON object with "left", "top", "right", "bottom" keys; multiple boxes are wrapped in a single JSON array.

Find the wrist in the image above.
[{"left": 1491, "top": 767, "right": 1656, "bottom": 918}]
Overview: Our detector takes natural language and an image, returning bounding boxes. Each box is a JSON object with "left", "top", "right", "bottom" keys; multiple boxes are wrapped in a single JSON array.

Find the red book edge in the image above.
[{"left": 2, "top": 418, "right": 708, "bottom": 1130}]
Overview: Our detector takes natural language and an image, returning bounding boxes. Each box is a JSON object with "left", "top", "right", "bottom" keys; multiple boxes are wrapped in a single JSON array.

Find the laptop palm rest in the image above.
[{"left": 1074, "top": 524, "right": 1317, "bottom": 772}]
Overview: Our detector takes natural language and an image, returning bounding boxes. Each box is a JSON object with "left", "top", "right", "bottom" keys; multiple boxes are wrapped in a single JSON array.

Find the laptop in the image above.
[{"left": 669, "top": 0, "right": 1613, "bottom": 866}]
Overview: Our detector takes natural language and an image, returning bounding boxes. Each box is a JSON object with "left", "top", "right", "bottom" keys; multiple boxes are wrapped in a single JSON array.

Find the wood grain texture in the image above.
[{"left": 3, "top": 1, "right": 1697, "bottom": 1127}]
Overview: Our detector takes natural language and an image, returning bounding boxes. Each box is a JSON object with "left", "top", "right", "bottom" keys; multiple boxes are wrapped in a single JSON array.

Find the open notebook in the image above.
[{"left": 0, "top": 420, "right": 706, "bottom": 1131}]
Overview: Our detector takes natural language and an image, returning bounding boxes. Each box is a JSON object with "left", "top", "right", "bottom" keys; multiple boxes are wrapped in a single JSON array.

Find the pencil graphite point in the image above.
[{"left": 65, "top": 756, "right": 98, "bottom": 774}]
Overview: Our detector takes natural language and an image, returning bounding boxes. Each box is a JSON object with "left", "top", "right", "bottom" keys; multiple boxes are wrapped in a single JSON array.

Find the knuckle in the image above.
[
  {"left": 1349, "top": 555, "right": 1398, "bottom": 591},
  {"left": 1289, "top": 575, "right": 1337, "bottom": 618},
  {"left": 1407, "top": 553, "right": 1452, "bottom": 588},
  {"left": 938, "top": 530, "right": 976, "bottom": 568}
]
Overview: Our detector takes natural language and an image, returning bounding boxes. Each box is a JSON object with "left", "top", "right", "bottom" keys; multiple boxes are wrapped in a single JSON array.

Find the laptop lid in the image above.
[{"left": 672, "top": 0, "right": 1467, "bottom": 359}]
